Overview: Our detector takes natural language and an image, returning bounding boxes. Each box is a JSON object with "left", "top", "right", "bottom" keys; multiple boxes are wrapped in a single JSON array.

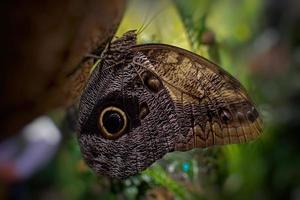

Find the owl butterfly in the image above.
[{"left": 77, "top": 30, "right": 263, "bottom": 179}]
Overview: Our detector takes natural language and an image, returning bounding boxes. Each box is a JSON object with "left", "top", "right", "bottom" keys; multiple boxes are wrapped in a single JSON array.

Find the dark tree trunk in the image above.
[{"left": 0, "top": 0, "right": 126, "bottom": 140}]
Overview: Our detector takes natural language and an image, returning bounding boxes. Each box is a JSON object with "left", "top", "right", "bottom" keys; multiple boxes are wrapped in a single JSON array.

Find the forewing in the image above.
[{"left": 132, "top": 44, "right": 263, "bottom": 149}]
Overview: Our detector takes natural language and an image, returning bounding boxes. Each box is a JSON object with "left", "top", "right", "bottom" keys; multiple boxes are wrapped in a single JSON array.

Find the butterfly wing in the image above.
[{"left": 132, "top": 44, "right": 263, "bottom": 150}]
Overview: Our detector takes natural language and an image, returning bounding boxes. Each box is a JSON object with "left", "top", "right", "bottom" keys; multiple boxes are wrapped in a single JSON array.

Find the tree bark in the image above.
[{"left": 0, "top": 0, "right": 126, "bottom": 140}]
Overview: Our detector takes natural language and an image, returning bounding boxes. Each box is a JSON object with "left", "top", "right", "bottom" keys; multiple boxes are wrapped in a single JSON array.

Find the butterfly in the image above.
[{"left": 77, "top": 30, "right": 263, "bottom": 179}]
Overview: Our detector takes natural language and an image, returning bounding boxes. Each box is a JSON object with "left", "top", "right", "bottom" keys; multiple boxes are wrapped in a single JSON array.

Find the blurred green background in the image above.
[{"left": 4, "top": 0, "right": 300, "bottom": 199}]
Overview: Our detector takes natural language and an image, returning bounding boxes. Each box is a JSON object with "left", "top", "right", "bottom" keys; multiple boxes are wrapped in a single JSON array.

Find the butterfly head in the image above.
[{"left": 108, "top": 30, "right": 137, "bottom": 53}]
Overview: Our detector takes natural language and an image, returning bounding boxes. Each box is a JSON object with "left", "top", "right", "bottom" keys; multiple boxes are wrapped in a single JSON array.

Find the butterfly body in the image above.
[{"left": 77, "top": 31, "right": 262, "bottom": 179}]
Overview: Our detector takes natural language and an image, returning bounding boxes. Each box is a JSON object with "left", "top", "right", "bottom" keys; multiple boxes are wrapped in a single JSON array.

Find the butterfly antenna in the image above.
[
  {"left": 137, "top": 5, "right": 151, "bottom": 34},
  {"left": 136, "top": 5, "right": 168, "bottom": 35}
]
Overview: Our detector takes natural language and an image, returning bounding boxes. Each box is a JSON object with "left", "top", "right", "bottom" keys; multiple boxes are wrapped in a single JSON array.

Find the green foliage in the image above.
[{"left": 143, "top": 165, "right": 191, "bottom": 199}]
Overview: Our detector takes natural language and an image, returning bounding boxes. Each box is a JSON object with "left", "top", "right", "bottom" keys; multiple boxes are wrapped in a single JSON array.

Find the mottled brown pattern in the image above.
[
  {"left": 78, "top": 31, "right": 263, "bottom": 179},
  {"left": 133, "top": 44, "right": 263, "bottom": 150}
]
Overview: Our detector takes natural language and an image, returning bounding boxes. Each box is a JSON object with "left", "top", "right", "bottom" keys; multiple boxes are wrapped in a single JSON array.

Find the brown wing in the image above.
[{"left": 132, "top": 44, "right": 263, "bottom": 150}]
